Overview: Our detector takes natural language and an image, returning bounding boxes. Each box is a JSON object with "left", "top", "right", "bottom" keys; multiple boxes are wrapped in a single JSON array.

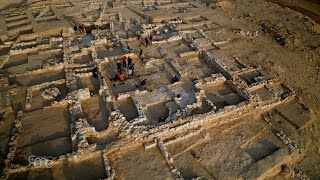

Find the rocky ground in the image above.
[
  {"left": 213, "top": 0, "right": 320, "bottom": 178},
  {"left": 0, "top": 0, "right": 319, "bottom": 179}
]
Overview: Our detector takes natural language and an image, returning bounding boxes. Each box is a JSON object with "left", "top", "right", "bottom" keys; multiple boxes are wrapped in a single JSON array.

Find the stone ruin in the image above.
[
  {"left": 41, "top": 87, "right": 61, "bottom": 100},
  {"left": 0, "top": 0, "right": 314, "bottom": 179}
]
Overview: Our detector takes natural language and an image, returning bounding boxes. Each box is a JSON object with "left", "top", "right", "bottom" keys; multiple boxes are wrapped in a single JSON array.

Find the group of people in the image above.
[
  {"left": 114, "top": 55, "right": 135, "bottom": 84},
  {"left": 74, "top": 24, "right": 86, "bottom": 34},
  {"left": 112, "top": 53, "right": 150, "bottom": 88},
  {"left": 144, "top": 34, "right": 153, "bottom": 47}
]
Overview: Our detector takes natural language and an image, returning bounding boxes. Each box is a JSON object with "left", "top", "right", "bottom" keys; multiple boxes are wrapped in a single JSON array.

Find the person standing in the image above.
[
  {"left": 92, "top": 65, "right": 98, "bottom": 78},
  {"left": 120, "top": 72, "right": 125, "bottom": 84},
  {"left": 139, "top": 48, "right": 143, "bottom": 57},
  {"left": 149, "top": 34, "right": 153, "bottom": 45},
  {"left": 78, "top": 25, "right": 82, "bottom": 33},
  {"left": 81, "top": 24, "right": 85, "bottom": 34},
  {"left": 145, "top": 37, "right": 149, "bottom": 47},
  {"left": 129, "top": 63, "right": 135, "bottom": 76},
  {"left": 74, "top": 25, "right": 78, "bottom": 34},
  {"left": 139, "top": 47, "right": 145, "bottom": 61},
  {"left": 140, "top": 79, "right": 147, "bottom": 87},
  {"left": 122, "top": 55, "right": 127, "bottom": 68},
  {"left": 116, "top": 61, "right": 122, "bottom": 72},
  {"left": 128, "top": 56, "right": 133, "bottom": 66},
  {"left": 128, "top": 67, "right": 133, "bottom": 77}
]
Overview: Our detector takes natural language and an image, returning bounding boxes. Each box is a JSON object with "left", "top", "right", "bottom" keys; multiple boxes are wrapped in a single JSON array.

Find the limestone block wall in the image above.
[
  {"left": 138, "top": 95, "right": 278, "bottom": 142},
  {"left": 200, "top": 51, "right": 235, "bottom": 80},
  {"left": 157, "top": 139, "right": 184, "bottom": 180},
  {"left": 13, "top": 40, "right": 37, "bottom": 49},
  {"left": 25, "top": 88, "right": 32, "bottom": 110},
  {"left": 0, "top": 91, "right": 12, "bottom": 111},
  {"left": 102, "top": 152, "right": 115, "bottom": 180},
  {"left": 165, "top": 58, "right": 182, "bottom": 76},
  {"left": 10, "top": 43, "right": 51, "bottom": 55},
  {"left": 0, "top": 55, "right": 10, "bottom": 69},
  {"left": 178, "top": 50, "right": 197, "bottom": 57},
  {"left": 130, "top": 95, "right": 148, "bottom": 125},
  {"left": 1, "top": 111, "right": 23, "bottom": 179},
  {"left": 69, "top": 99, "right": 94, "bottom": 152},
  {"left": 29, "top": 79, "right": 66, "bottom": 90},
  {"left": 65, "top": 69, "right": 78, "bottom": 92},
  {"left": 7, "top": 64, "right": 63, "bottom": 80},
  {"left": 226, "top": 80, "right": 252, "bottom": 101},
  {"left": 247, "top": 78, "right": 278, "bottom": 91}
]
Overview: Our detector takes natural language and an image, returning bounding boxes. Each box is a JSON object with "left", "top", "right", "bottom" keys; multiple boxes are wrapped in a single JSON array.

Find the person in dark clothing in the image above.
[
  {"left": 116, "top": 61, "right": 122, "bottom": 72},
  {"left": 149, "top": 34, "right": 153, "bottom": 45},
  {"left": 127, "top": 44, "right": 133, "bottom": 53},
  {"left": 81, "top": 24, "right": 85, "bottom": 33},
  {"left": 129, "top": 63, "right": 135, "bottom": 76},
  {"left": 112, "top": 74, "right": 119, "bottom": 86},
  {"left": 78, "top": 25, "right": 82, "bottom": 33},
  {"left": 74, "top": 25, "right": 78, "bottom": 32},
  {"left": 172, "top": 74, "right": 180, "bottom": 83},
  {"left": 145, "top": 37, "right": 149, "bottom": 47},
  {"left": 141, "top": 79, "right": 147, "bottom": 87},
  {"left": 92, "top": 66, "right": 98, "bottom": 78},
  {"left": 139, "top": 48, "right": 143, "bottom": 57},
  {"left": 128, "top": 56, "right": 133, "bottom": 66},
  {"left": 113, "top": 74, "right": 119, "bottom": 81}
]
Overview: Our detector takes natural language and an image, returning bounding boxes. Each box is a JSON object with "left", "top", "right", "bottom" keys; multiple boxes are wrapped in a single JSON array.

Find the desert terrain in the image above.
[{"left": 0, "top": 0, "right": 319, "bottom": 179}]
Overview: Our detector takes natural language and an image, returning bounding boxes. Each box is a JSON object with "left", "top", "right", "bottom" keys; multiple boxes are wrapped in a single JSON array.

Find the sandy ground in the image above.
[
  {"left": 268, "top": 0, "right": 320, "bottom": 24},
  {"left": 1, "top": 0, "right": 320, "bottom": 179},
  {"left": 220, "top": 0, "right": 320, "bottom": 178},
  {"left": 0, "top": 0, "right": 25, "bottom": 11}
]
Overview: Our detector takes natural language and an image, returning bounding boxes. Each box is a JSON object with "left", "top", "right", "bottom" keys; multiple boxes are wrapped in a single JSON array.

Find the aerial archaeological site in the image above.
[{"left": 0, "top": 0, "right": 319, "bottom": 179}]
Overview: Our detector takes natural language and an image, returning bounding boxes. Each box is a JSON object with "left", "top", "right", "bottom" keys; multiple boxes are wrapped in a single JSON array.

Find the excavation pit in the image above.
[
  {"left": 166, "top": 39, "right": 194, "bottom": 57},
  {"left": 178, "top": 55, "right": 216, "bottom": 80},
  {"left": 143, "top": 101, "right": 172, "bottom": 125},
  {"left": 81, "top": 95, "right": 110, "bottom": 132},
  {"left": 115, "top": 96, "right": 139, "bottom": 122},
  {"left": 202, "top": 81, "right": 245, "bottom": 110},
  {"left": 29, "top": 83, "right": 68, "bottom": 110},
  {"left": 0, "top": 1, "right": 316, "bottom": 179},
  {"left": 3, "top": 54, "right": 28, "bottom": 69},
  {"left": 9, "top": 153, "right": 106, "bottom": 179},
  {"left": 71, "top": 51, "right": 93, "bottom": 64},
  {"left": 109, "top": 145, "right": 174, "bottom": 179},
  {"left": 13, "top": 105, "right": 71, "bottom": 164},
  {"left": 10, "top": 68, "right": 65, "bottom": 86},
  {"left": 96, "top": 45, "right": 124, "bottom": 59},
  {"left": 253, "top": 86, "right": 275, "bottom": 101},
  {"left": 76, "top": 75, "right": 100, "bottom": 95},
  {"left": 239, "top": 69, "right": 274, "bottom": 86}
]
